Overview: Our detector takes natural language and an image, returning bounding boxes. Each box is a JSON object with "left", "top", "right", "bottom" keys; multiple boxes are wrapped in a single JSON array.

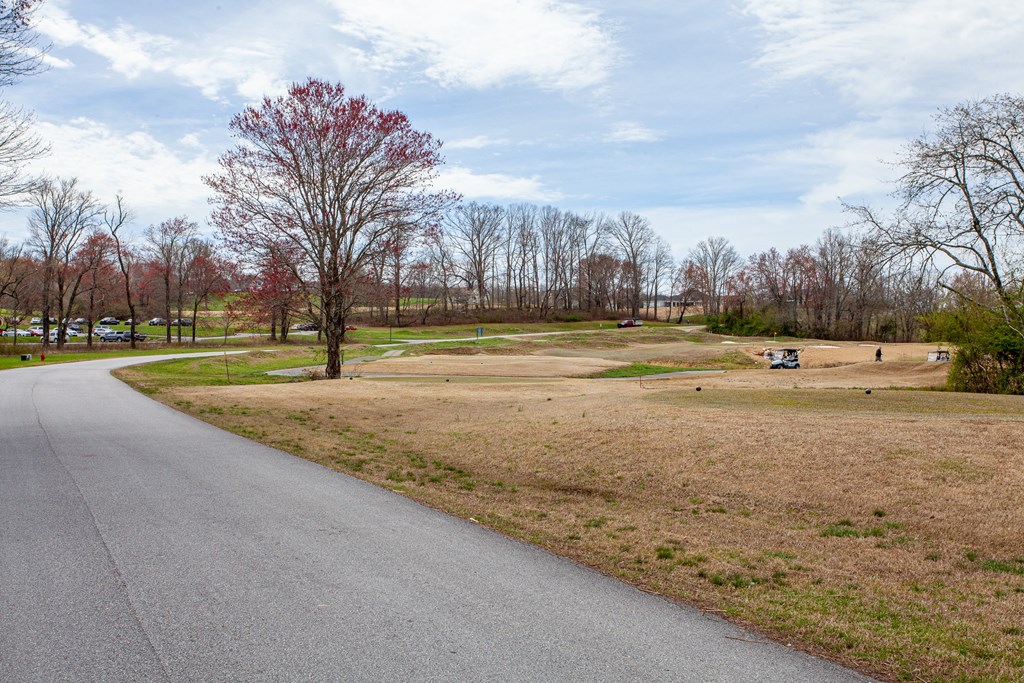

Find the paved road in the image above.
[{"left": 1, "top": 355, "right": 874, "bottom": 682}]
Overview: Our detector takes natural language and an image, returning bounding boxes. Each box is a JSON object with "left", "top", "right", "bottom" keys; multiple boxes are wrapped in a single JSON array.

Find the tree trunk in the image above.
[
  {"left": 164, "top": 272, "right": 172, "bottom": 343},
  {"left": 129, "top": 307, "right": 137, "bottom": 350},
  {"left": 323, "top": 295, "right": 346, "bottom": 379}
]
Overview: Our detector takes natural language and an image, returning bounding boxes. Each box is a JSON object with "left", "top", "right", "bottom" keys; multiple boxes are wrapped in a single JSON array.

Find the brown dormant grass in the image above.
[{"left": 119, "top": 346, "right": 1024, "bottom": 683}]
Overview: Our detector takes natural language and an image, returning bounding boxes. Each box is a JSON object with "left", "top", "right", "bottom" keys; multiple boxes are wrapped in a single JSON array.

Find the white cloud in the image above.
[
  {"left": 438, "top": 166, "right": 563, "bottom": 202},
  {"left": 642, "top": 202, "right": 856, "bottom": 259},
  {"left": 780, "top": 126, "right": 903, "bottom": 207},
  {"left": 37, "top": 4, "right": 176, "bottom": 78},
  {"left": 29, "top": 118, "right": 216, "bottom": 226},
  {"left": 35, "top": 1, "right": 295, "bottom": 101},
  {"left": 743, "top": 0, "right": 1024, "bottom": 105},
  {"left": 607, "top": 122, "right": 660, "bottom": 143},
  {"left": 328, "top": 0, "right": 619, "bottom": 90},
  {"left": 40, "top": 54, "right": 74, "bottom": 69},
  {"left": 445, "top": 135, "right": 504, "bottom": 150}
]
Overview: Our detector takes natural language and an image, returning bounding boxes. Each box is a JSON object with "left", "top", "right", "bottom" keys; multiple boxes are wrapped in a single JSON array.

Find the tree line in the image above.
[{"left": 0, "top": 189, "right": 234, "bottom": 349}]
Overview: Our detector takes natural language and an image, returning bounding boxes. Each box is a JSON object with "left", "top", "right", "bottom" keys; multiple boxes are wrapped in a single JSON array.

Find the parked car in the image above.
[
  {"left": 30, "top": 317, "right": 41, "bottom": 324},
  {"left": 100, "top": 330, "right": 131, "bottom": 342},
  {"left": 48, "top": 329, "right": 80, "bottom": 342},
  {"left": 345, "top": 325, "right": 357, "bottom": 331},
  {"left": 74, "top": 317, "right": 87, "bottom": 324},
  {"left": 99, "top": 316, "right": 120, "bottom": 325},
  {"left": 93, "top": 325, "right": 113, "bottom": 336},
  {"left": 291, "top": 322, "right": 319, "bottom": 331},
  {"left": 102, "top": 330, "right": 146, "bottom": 342},
  {"left": 1, "top": 328, "right": 30, "bottom": 337},
  {"left": 27, "top": 326, "right": 44, "bottom": 336},
  {"left": 616, "top": 318, "right": 643, "bottom": 328},
  {"left": 148, "top": 318, "right": 166, "bottom": 326},
  {"left": 170, "top": 318, "right": 193, "bottom": 327}
]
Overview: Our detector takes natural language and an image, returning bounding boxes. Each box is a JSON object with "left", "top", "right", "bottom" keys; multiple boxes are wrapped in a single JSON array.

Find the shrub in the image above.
[{"left": 925, "top": 305, "right": 1024, "bottom": 394}]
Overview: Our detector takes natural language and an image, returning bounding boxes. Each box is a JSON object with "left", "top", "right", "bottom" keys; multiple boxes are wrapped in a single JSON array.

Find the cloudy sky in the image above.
[{"left": 4, "top": 0, "right": 1023, "bottom": 258}]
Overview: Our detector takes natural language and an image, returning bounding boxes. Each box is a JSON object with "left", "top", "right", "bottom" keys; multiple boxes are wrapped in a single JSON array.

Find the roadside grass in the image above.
[
  {"left": 112, "top": 348, "right": 328, "bottom": 391},
  {"left": 0, "top": 335, "right": 339, "bottom": 371},
  {"left": 113, "top": 344, "right": 400, "bottom": 391},
  {"left": 119, "top": 366, "right": 1024, "bottom": 683},
  {"left": 0, "top": 346, "right": 237, "bottom": 371}
]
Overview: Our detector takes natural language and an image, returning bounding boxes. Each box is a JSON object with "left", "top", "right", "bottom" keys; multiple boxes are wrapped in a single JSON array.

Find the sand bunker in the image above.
[{"left": 360, "top": 354, "right": 623, "bottom": 378}]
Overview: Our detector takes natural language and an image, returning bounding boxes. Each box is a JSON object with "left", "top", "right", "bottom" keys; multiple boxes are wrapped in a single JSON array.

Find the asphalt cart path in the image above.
[{"left": 1, "top": 355, "right": 874, "bottom": 682}]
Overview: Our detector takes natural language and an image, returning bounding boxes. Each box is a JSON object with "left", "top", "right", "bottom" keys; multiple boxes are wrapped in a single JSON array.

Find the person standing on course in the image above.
[{"left": 875, "top": 347, "right": 882, "bottom": 362}]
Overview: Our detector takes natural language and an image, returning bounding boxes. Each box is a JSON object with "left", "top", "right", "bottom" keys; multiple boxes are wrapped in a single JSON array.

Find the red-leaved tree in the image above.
[{"left": 206, "top": 78, "right": 456, "bottom": 378}]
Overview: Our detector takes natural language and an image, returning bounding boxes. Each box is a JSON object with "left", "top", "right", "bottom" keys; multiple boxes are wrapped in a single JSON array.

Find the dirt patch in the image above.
[{"left": 359, "top": 354, "right": 623, "bottom": 377}]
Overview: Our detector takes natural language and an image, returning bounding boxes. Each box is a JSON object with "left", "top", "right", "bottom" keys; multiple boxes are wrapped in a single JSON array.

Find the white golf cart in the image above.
[{"left": 768, "top": 348, "right": 801, "bottom": 370}]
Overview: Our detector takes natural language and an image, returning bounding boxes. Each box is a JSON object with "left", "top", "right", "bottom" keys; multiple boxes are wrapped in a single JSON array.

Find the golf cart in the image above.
[
  {"left": 769, "top": 348, "right": 800, "bottom": 370},
  {"left": 927, "top": 349, "right": 951, "bottom": 362}
]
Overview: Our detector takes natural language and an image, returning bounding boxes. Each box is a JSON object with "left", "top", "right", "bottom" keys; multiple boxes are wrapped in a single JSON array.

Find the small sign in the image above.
[{"left": 476, "top": 326, "right": 483, "bottom": 338}]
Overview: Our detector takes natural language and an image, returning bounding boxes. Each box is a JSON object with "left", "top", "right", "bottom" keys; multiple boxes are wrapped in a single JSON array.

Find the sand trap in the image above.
[{"left": 361, "top": 354, "right": 623, "bottom": 377}]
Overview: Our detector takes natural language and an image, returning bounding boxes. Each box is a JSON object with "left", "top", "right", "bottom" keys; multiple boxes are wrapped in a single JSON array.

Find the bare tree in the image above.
[
  {"left": 503, "top": 204, "right": 540, "bottom": 310},
  {"left": 146, "top": 216, "right": 197, "bottom": 343},
  {"left": 852, "top": 94, "right": 1024, "bottom": 339},
  {"left": 571, "top": 212, "right": 607, "bottom": 314},
  {"left": 184, "top": 240, "right": 229, "bottom": 344},
  {"left": 446, "top": 202, "right": 505, "bottom": 310},
  {"left": 0, "top": 1, "right": 47, "bottom": 207},
  {"left": 27, "top": 177, "right": 101, "bottom": 348},
  {"left": 0, "top": 1, "right": 46, "bottom": 86},
  {"left": 688, "top": 236, "right": 741, "bottom": 317},
  {"left": 0, "top": 233, "right": 23, "bottom": 301},
  {"left": 0, "top": 100, "right": 44, "bottom": 207},
  {"left": 105, "top": 195, "right": 142, "bottom": 348},
  {"left": 74, "top": 230, "right": 117, "bottom": 348},
  {"left": 648, "top": 236, "right": 674, "bottom": 320},
  {"left": 384, "top": 222, "right": 419, "bottom": 325},
  {"left": 0, "top": 234, "right": 33, "bottom": 345},
  {"left": 812, "top": 228, "right": 856, "bottom": 337},
  {"left": 606, "top": 211, "right": 653, "bottom": 318}
]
